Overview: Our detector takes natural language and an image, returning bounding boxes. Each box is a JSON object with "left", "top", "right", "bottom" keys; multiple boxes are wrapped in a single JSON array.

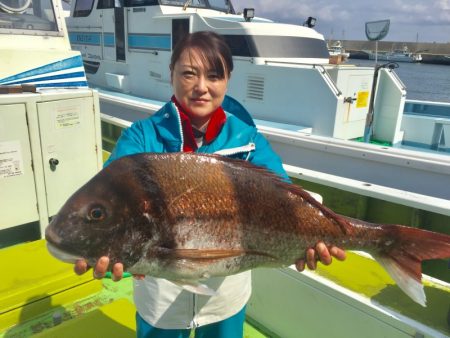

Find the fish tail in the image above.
[{"left": 373, "top": 224, "right": 450, "bottom": 307}]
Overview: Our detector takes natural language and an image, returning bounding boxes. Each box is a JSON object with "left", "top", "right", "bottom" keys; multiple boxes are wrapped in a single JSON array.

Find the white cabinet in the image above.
[{"left": 0, "top": 89, "right": 102, "bottom": 235}]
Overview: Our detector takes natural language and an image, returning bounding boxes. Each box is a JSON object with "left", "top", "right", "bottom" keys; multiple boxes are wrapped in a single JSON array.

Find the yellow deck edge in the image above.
[
  {"left": 0, "top": 240, "right": 94, "bottom": 313},
  {"left": 0, "top": 278, "right": 102, "bottom": 332},
  {"left": 34, "top": 298, "right": 136, "bottom": 338}
]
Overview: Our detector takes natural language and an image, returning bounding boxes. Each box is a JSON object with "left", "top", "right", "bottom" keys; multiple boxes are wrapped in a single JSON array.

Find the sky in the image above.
[{"left": 233, "top": 0, "right": 450, "bottom": 43}]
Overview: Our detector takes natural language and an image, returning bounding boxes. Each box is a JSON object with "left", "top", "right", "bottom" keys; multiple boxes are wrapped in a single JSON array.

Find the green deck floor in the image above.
[{"left": 1, "top": 278, "right": 268, "bottom": 338}]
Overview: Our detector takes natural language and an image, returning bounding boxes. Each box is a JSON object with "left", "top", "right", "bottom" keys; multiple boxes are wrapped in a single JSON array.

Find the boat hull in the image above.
[{"left": 368, "top": 52, "right": 422, "bottom": 63}]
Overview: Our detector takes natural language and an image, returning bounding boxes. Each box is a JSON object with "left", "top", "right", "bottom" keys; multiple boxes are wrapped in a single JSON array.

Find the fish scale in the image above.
[{"left": 45, "top": 152, "right": 450, "bottom": 307}]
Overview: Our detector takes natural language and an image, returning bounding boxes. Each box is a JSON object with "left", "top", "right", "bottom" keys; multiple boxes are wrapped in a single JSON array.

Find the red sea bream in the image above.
[{"left": 45, "top": 152, "right": 450, "bottom": 306}]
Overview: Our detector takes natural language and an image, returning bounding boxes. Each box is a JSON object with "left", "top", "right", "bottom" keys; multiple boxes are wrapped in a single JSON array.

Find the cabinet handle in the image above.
[{"left": 49, "top": 158, "right": 59, "bottom": 170}]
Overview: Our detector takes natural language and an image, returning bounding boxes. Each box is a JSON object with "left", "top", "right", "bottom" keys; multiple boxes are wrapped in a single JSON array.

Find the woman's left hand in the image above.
[{"left": 295, "top": 242, "right": 346, "bottom": 271}]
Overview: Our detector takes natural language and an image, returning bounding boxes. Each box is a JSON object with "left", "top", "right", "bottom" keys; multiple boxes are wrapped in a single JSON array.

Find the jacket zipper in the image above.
[
  {"left": 188, "top": 294, "right": 199, "bottom": 329},
  {"left": 171, "top": 101, "right": 184, "bottom": 152},
  {"left": 213, "top": 142, "right": 256, "bottom": 159}
]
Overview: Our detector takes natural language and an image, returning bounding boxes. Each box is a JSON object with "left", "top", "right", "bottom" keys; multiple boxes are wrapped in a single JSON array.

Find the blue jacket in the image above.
[{"left": 106, "top": 95, "right": 289, "bottom": 181}]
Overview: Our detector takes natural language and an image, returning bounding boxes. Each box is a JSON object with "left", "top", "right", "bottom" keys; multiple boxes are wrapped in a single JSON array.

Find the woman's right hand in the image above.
[{"left": 74, "top": 257, "right": 144, "bottom": 281}]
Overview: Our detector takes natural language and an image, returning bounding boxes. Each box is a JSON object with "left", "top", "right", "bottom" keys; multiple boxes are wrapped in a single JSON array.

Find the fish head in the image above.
[{"left": 45, "top": 157, "right": 161, "bottom": 269}]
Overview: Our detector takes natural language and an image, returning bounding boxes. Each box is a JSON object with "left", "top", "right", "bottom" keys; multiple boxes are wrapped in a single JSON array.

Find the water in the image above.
[{"left": 348, "top": 59, "right": 450, "bottom": 103}]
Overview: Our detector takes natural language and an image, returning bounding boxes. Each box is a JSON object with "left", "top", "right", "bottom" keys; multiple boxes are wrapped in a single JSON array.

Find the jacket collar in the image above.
[
  {"left": 150, "top": 95, "right": 253, "bottom": 153},
  {"left": 171, "top": 96, "right": 226, "bottom": 152},
  {"left": 150, "top": 101, "right": 184, "bottom": 152}
]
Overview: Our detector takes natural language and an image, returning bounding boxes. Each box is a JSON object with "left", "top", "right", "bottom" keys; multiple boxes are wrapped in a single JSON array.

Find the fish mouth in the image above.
[
  {"left": 45, "top": 226, "right": 79, "bottom": 263},
  {"left": 45, "top": 225, "right": 61, "bottom": 245},
  {"left": 46, "top": 242, "right": 83, "bottom": 264}
]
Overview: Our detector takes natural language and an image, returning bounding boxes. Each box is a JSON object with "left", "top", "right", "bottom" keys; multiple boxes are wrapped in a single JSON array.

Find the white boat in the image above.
[
  {"left": 327, "top": 40, "right": 350, "bottom": 63},
  {"left": 64, "top": 0, "right": 449, "bottom": 200},
  {"left": 1, "top": 0, "right": 449, "bottom": 337},
  {"left": 368, "top": 45, "right": 423, "bottom": 63}
]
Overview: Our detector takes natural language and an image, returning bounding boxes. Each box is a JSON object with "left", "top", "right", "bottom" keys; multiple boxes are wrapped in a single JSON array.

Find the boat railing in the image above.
[
  {"left": 403, "top": 100, "right": 450, "bottom": 153},
  {"left": 405, "top": 99, "right": 450, "bottom": 118},
  {"left": 101, "top": 113, "right": 132, "bottom": 128},
  {"left": 283, "top": 163, "right": 450, "bottom": 216}
]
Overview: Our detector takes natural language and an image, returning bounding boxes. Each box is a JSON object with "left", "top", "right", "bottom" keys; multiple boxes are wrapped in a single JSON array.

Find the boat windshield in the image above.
[
  {"left": 224, "top": 34, "right": 330, "bottom": 59},
  {"left": 0, "top": 0, "right": 58, "bottom": 34},
  {"left": 159, "top": 0, "right": 233, "bottom": 13}
]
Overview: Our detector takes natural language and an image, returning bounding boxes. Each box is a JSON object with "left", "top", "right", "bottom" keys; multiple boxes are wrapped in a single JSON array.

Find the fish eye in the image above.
[{"left": 87, "top": 206, "right": 106, "bottom": 221}]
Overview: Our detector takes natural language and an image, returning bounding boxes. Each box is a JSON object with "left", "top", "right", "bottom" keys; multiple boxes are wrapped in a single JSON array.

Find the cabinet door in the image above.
[
  {"left": 0, "top": 104, "right": 39, "bottom": 229},
  {"left": 37, "top": 96, "right": 100, "bottom": 217}
]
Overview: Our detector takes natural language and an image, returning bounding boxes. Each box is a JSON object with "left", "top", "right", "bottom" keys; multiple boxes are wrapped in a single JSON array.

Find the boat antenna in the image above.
[
  {"left": 182, "top": 0, "right": 192, "bottom": 11},
  {"left": 363, "top": 19, "right": 390, "bottom": 142}
]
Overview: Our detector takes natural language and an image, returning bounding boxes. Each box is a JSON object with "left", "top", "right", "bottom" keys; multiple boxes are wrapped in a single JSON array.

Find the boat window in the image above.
[
  {"left": 223, "top": 35, "right": 252, "bottom": 57},
  {"left": 73, "top": 0, "right": 95, "bottom": 16},
  {"left": 207, "top": 0, "right": 233, "bottom": 13},
  {"left": 97, "top": 0, "right": 115, "bottom": 8},
  {"left": 124, "top": 0, "right": 157, "bottom": 6},
  {"left": 0, "top": 0, "right": 58, "bottom": 33},
  {"left": 172, "top": 18, "right": 189, "bottom": 49},
  {"left": 158, "top": 0, "right": 233, "bottom": 12},
  {"left": 223, "top": 34, "right": 329, "bottom": 59},
  {"left": 159, "top": 0, "right": 207, "bottom": 9}
]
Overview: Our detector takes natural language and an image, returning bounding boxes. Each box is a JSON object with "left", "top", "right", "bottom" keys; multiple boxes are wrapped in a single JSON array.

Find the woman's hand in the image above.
[
  {"left": 74, "top": 257, "right": 121, "bottom": 280},
  {"left": 295, "top": 242, "right": 346, "bottom": 271},
  {"left": 74, "top": 257, "right": 145, "bottom": 281}
]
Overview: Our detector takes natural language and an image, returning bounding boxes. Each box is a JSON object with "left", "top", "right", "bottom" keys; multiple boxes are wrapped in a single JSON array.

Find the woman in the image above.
[{"left": 75, "top": 31, "right": 346, "bottom": 338}]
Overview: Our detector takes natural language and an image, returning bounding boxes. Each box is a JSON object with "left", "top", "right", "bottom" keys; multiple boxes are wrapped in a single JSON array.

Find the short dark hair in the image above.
[{"left": 170, "top": 31, "right": 233, "bottom": 79}]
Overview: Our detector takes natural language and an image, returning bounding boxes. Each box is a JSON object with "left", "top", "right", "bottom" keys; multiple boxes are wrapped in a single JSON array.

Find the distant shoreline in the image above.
[
  {"left": 331, "top": 40, "right": 450, "bottom": 65},
  {"left": 347, "top": 50, "right": 450, "bottom": 65},
  {"left": 330, "top": 39, "right": 450, "bottom": 54}
]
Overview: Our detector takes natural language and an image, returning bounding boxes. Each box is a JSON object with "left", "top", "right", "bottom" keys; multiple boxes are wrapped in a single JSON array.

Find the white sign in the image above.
[
  {"left": 0, "top": 141, "right": 24, "bottom": 179},
  {"left": 55, "top": 106, "right": 81, "bottom": 129}
]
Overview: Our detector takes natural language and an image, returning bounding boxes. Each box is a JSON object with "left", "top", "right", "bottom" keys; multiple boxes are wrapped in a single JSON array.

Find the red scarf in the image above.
[{"left": 171, "top": 96, "right": 226, "bottom": 152}]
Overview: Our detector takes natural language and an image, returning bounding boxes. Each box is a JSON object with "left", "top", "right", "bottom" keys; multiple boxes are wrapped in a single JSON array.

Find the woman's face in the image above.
[{"left": 171, "top": 48, "right": 229, "bottom": 129}]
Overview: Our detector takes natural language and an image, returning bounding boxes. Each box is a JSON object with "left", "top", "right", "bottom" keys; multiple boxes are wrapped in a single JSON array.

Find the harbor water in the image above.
[{"left": 349, "top": 58, "right": 450, "bottom": 103}]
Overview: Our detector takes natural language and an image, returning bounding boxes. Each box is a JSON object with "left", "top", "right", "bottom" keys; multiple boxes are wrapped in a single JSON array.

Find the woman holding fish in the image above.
[{"left": 74, "top": 31, "right": 346, "bottom": 338}]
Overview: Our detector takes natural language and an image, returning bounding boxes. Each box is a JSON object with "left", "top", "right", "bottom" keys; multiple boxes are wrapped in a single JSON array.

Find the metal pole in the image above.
[
  {"left": 375, "top": 40, "right": 378, "bottom": 65},
  {"left": 363, "top": 63, "right": 381, "bottom": 142}
]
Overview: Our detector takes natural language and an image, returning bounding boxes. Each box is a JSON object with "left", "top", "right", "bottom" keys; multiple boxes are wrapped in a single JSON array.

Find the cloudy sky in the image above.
[{"left": 233, "top": 0, "right": 450, "bottom": 43}]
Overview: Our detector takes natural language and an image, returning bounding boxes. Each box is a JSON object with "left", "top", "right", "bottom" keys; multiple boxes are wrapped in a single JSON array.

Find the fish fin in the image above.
[
  {"left": 170, "top": 280, "right": 217, "bottom": 296},
  {"left": 374, "top": 224, "right": 450, "bottom": 307},
  {"left": 375, "top": 254, "right": 426, "bottom": 307}
]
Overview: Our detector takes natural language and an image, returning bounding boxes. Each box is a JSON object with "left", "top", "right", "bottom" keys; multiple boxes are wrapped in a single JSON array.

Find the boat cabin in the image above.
[
  {"left": 67, "top": 0, "right": 330, "bottom": 70},
  {"left": 0, "top": 0, "right": 102, "bottom": 236},
  {"left": 66, "top": 0, "right": 404, "bottom": 142}
]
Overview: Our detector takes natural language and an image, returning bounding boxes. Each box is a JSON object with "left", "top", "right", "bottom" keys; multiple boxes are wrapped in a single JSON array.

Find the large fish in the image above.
[{"left": 45, "top": 153, "right": 450, "bottom": 306}]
